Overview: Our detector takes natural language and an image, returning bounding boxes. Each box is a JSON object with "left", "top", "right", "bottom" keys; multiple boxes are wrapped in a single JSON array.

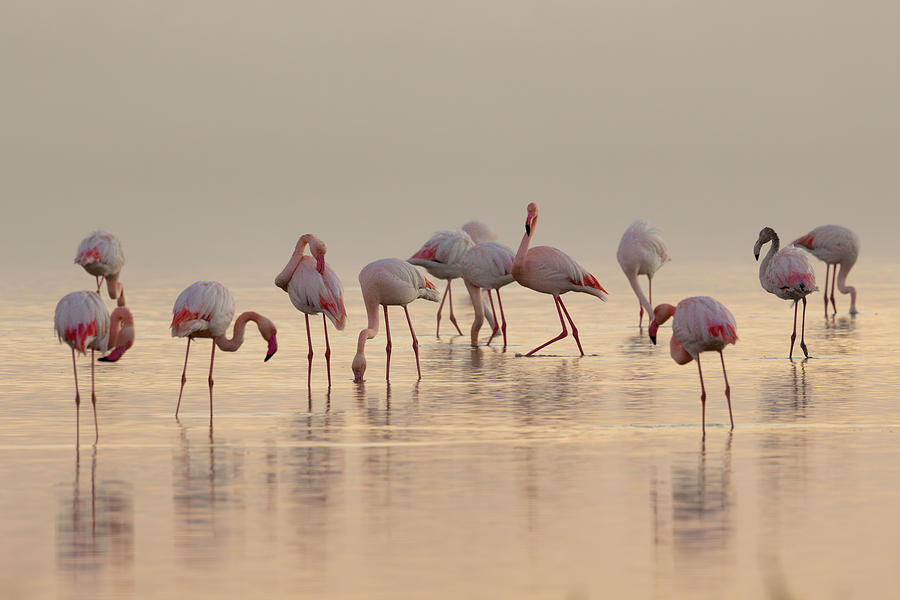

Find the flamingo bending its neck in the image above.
[
  {"left": 275, "top": 234, "right": 347, "bottom": 387},
  {"left": 74, "top": 230, "right": 126, "bottom": 303},
  {"left": 408, "top": 229, "right": 474, "bottom": 338},
  {"left": 352, "top": 258, "right": 440, "bottom": 383},
  {"left": 791, "top": 225, "right": 859, "bottom": 316},
  {"left": 171, "top": 281, "right": 277, "bottom": 423},
  {"left": 617, "top": 220, "right": 669, "bottom": 327},
  {"left": 649, "top": 296, "right": 738, "bottom": 439},
  {"left": 754, "top": 227, "right": 818, "bottom": 359},
  {"left": 511, "top": 203, "right": 608, "bottom": 356},
  {"left": 458, "top": 241, "right": 515, "bottom": 349}
]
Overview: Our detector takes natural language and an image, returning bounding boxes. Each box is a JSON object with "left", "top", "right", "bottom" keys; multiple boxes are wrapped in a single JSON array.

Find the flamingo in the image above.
[
  {"left": 791, "top": 225, "right": 860, "bottom": 316},
  {"left": 461, "top": 220, "right": 498, "bottom": 244},
  {"left": 512, "top": 202, "right": 608, "bottom": 356},
  {"left": 54, "top": 291, "right": 135, "bottom": 444},
  {"left": 171, "top": 281, "right": 278, "bottom": 421},
  {"left": 408, "top": 229, "right": 474, "bottom": 337},
  {"left": 458, "top": 241, "right": 515, "bottom": 349},
  {"left": 351, "top": 258, "right": 440, "bottom": 383},
  {"left": 754, "top": 227, "right": 818, "bottom": 359},
  {"left": 648, "top": 296, "right": 738, "bottom": 439},
  {"left": 616, "top": 220, "right": 669, "bottom": 327},
  {"left": 274, "top": 234, "right": 347, "bottom": 387},
  {"left": 74, "top": 230, "right": 126, "bottom": 302}
]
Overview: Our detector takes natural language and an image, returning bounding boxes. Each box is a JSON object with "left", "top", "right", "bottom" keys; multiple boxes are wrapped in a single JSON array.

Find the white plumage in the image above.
[
  {"left": 461, "top": 220, "right": 498, "bottom": 244},
  {"left": 74, "top": 230, "right": 125, "bottom": 277},
  {"left": 458, "top": 242, "right": 515, "bottom": 290},
  {"left": 792, "top": 224, "right": 860, "bottom": 315},
  {"left": 54, "top": 291, "right": 110, "bottom": 354},
  {"left": 671, "top": 296, "right": 738, "bottom": 359},
  {"left": 617, "top": 220, "right": 669, "bottom": 324},
  {"left": 284, "top": 257, "right": 347, "bottom": 330},
  {"left": 408, "top": 229, "right": 475, "bottom": 279},
  {"left": 171, "top": 281, "right": 235, "bottom": 338}
]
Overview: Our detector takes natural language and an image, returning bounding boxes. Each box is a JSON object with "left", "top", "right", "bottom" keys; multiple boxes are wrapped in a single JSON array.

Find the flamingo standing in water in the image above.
[
  {"left": 792, "top": 225, "right": 860, "bottom": 316},
  {"left": 54, "top": 291, "right": 135, "bottom": 444},
  {"left": 648, "top": 296, "right": 738, "bottom": 439},
  {"left": 458, "top": 241, "right": 515, "bottom": 349},
  {"left": 754, "top": 227, "right": 817, "bottom": 359},
  {"left": 171, "top": 281, "right": 278, "bottom": 422},
  {"left": 617, "top": 220, "right": 669, "bottom": 327},
  {"left": 274, "top": 234, "right": 347, "bottom": 387},
  {"left": 74, "top": 230, "right": 126, "bottom": 302},
  {"left": 352, "top": 258, "right": 440, "bottom": 383},
  {"left": 512, "top": 203, "right": 609, "bottom": 356},
  {"left": 408, "top": 229, "right": 474, "bottom": 337}
]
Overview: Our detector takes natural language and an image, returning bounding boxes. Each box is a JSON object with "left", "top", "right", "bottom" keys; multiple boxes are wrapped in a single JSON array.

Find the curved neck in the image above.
[
  {"left": 356, "top": 297, "right": 381, "bottom": 355},
  {"left": 105, "top": 273, "right": 122, "bottom": 300},
  {"left": 836, "top": 264, "right": 857, "bottom": 308},
  {"left": 216, "top": 311, "right": 264, "bottom": 352},
  {"left": 513, "top": 221, "right": 535, "bottom": 271},
  {"left": 275, "top": 240, "right": 309, "bottom": 290},
  {"left": 107, "top": 306, "right": 133, "bottom": 348},
  {"left": 759, "top": 234, "right": 780, "bottom": 276},
  {"left": 627, "top": 273, "right": 652, "bottom": 314},
  {"left": 670, "top": 335, "right": 693, "bottom": 365}
]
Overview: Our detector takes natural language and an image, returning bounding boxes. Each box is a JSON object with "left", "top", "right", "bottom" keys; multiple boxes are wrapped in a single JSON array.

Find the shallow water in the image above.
[{"left": 1, "top": 261, "right": 898, "bottom": 599}]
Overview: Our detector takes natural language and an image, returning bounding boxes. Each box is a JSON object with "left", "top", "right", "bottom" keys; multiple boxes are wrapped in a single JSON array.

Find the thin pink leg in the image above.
[
  {"left": 305, "top": 313, "right": 313, "bottom": 388},
  {"left": 485, "top": 290, "right": 500, "bottom": 346},
  {"left": 823, "top": 264, "right": 831, "bottom": 317},
  {"left": 208, "top": 343, "right": 216, "bottom": 426},
  {"left": 496, "top": 289, "right": 508, "bottom": 350},
  {"left": 91, "top": 349, "right": 98, "bottom": 444},
  {"left": 799, "top": 296, "right": 809, "bottom": 358},
  {"left": 558, "top": 296, "right": 585, "bottom": 356},
  {"left": 175, "top": 338, "right": 191, "bottom": 417},
  {"left": 447, "top": 280, "right": 463, "bottom": 336},
  {"left": 830, "top": 264, "right": 837, "bottom": 315},
  {"left": 323, "top": 313, "right": 332, "bottom": 387},
  {"left": 525, "top": 297, "right": 568, "bottom": 356},
  {"left": 719, "top": 351, "right": 733, "bottom": 430},
  {"left": 404, "top": 305, "right": 421, "bottom": 380},
  {"left": 384, "top": 305, "right": 392, "bottom": 381},
  {"left": 72, "top": 348, "right": 81, "bottom": 446},
  {"left": 95, "top": 276, "right": 102, "bottom": 293},
  {"left": 435, "top": 282, "right": 450, "bottom": 338},
  {"left": 697, "top": 355, "right": 707, "bottom": 439},
  {"left": 789, "top": 300, "right": 799, "bottom": 359},
  {"left": 639, "top": 303, "right": 644, "bottom": 328}
]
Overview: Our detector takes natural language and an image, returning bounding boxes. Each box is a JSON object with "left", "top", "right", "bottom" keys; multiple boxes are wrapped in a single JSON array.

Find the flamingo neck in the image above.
[
  {"left": 626, "top": 273, "right": 652, "bottom": 315},
  {"left": 104, "top": 273, "right": 123, "bottom": 301},
  {"left": 670, "top": 335, "right": 693, "bottom": 365},
  {"left": 836, "top": 264, "right": 857, "bottom": 308},
  {"left": 513, "top": 223, "right": 534, "bottom": 272},
  {"left": 759, "top": 234, "right": 780, "bottom": 278},
  {"left": 356, "top": 297, "right": 381, "bottom": 355},
  {"left": 275, "top": 240, "right": 309, "bottom": 290},
  {"left": 107, "top": 306, "right": 134, "bottom": 348},
  {"left": 216, "top": 311, "right": 263, "bottom": 352}
]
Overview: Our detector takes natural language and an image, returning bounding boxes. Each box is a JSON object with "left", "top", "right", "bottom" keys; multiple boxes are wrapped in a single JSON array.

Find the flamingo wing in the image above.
[
  {"left": 74, "top": 230, "right": 125, "bottom": 275},
  {"left": 287, "top": 258, "right": 347, "bottom": 330},
  {"left": 55, "top": 291, "right": 110, "bottom": 354},
  {"left": 673, "top": 296, "right": 737, "bottom": 355},
  {"left": 171, "top": 281, "right": 235, "bottom": 338}
]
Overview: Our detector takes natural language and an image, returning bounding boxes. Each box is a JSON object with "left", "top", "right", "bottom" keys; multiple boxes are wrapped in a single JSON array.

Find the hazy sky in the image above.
[{"left": 2, "top": 1, "right": 897, "bottom": 283}]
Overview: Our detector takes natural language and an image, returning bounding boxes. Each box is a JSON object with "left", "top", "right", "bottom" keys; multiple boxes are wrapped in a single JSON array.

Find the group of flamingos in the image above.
[{"left": 55, "top": 203, "right": 860, "bottom": 443}]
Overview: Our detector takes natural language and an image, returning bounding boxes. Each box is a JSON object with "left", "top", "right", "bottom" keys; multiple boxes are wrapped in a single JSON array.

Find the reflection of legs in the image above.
[
  {"left": 697, "top": 355, "right": 707, "bottom": 439},
  {"left": 208, "top": 344, "right": 216, "bottom": 425},
  {"left": 720, "top": 351, "right": 733, "bottom": 430},
  {"left": 72, "top": 348, "right": 81, "bottom": 445},
  {"left": 496, "top": 289, "right": 508, "bottom": 350},
  {"left": 404, "top": 306, "right": 421, "bottom": 380},
  {"left": 558, "top": 297, "right": 584, "bottom": 356},
  {"left": 799, "top": 296, "right": 809, "bottom": 358},
  {"left": 384, "top": 305, "right": 392, "bottom": 381},
  {"left": 91, "top": 350, "right": 98, "bottom": 443},
  {"left": 447, "top": 281, "right": 463, "bottom": 336},
  {"left": 789, "top": 301, "right": 799, "bottom": 359},
  {"left": 175, "top": 339, "right": 191, "bottom": 417},
  {"left": 305, "top": 313, "right": 313, "bottom": 388},
  {"left": 485, "top": 291, "right": 500, "bottom": 346},
  {"left": 435, "top": 282, "right": 449, "bottom": 338},
  {"left": 823, "top": 264, "right": 831, "bottom": 317},
  {"left": 830, "top": 265, "right": 837, "bottom": 315},
  {"left": 525, "top": 297, "right": 568, "bottom": 356},
  {"left": 323, "top": 314, "right": 332, "bottom": 387}
]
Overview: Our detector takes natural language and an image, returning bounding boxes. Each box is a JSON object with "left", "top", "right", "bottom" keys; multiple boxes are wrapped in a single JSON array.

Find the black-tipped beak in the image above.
[
  {"left": 525, "top": 223, "right": 531, "bottom": 235},
  {"left": 650, "top": 335, "right": 657, "bottom": 345},
  {"left": 754, "top": 251, "right": 759, "bottom": 261},
  {"left": 264, "top": 335, "right": 278, "bottom": 362}
]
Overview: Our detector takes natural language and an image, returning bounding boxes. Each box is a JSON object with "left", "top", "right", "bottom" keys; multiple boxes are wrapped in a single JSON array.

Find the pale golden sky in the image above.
[{"left": 2, "top": 1, "right": 897, "bottom": 280}]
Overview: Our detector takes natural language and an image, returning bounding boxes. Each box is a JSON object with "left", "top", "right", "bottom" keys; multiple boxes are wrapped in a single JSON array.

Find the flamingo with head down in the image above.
[
  {"left": 458, "top": 241, "right": 515, "bottom": 349},
  {"left": 74, "top": 230, "right": 126, "bottom": 303},
  {"left": 617, "top": 220, "right": 669, "bottom": 328},
  {"left": 408, "top": 229, "right": 474, "bottom": 338},
  {"left": 792, "top": 225, "right": 859, "bottom": 317}
]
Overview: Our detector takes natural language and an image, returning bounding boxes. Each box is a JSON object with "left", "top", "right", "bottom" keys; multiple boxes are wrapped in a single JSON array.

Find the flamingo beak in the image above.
[
  {"left": 649, "top": 321, "right": 659, "bottom": 345},
  {"left": 265, "top": 334, "right": 278, "bottom": 361},
  {"left": 754, "top": 251, "right": 759, "bottom": 261},
  {"left": 316, "top": 254, "right": 325, "bottom": 274}
]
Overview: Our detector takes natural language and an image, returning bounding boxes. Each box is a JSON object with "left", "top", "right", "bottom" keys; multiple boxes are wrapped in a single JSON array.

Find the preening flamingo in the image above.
[
  {"left": 461, "top": 220, "right": 498, "bottom": 244},
  {"left": 351, "top": 258, "right": 440, "bottom": 383},
  {"left": 512, "top": 203, "right": 608, "bottom": 356},
  {"left": 408, "top": 229, "right": 474, "bottom": 337},
  {"left": 754, "top": 227, "right": 817, "bottom": 359},
  {"left": 458, "top": 242, "right": 515, "bottom": 349},
  {"left": 617, "top": 220, "right": 669, "bottom": 327},
  {"left": 648, "top": 296, "right": 738, "bottom": 439},
  {"left": 275, "top": 234, "right": 347, "bottom": 387},
  {"left": 171, "top": 281, "right": 278, "bottom": 421},
  {"left": 74, "top": 230, "right": 126, "bottom": 302},
  {"left": 54, "top": 291, "right": 135, "bottom": 444},
  {"left": 792, "top": 225, "right": 859, "bottom": 316}
]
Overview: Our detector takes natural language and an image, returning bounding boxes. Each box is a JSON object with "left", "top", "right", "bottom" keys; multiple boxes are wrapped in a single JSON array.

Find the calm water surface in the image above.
[{"left": 1, "top": 261, "right": 899, "bottom": 599}]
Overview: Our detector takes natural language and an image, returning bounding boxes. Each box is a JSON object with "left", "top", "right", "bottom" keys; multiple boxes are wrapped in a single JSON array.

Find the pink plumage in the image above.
[
  {"left": 792, "top": 224, "right": 860, "bottom": 316},
  {"left": 74, "top": 230, "right": 126, "bottom": 300},
  {"left": 458, "top": 241, "right": 515, "bottom": 348},
  {"left": 409, "top": 229, "right": 475, "bottom": 337},
  {"left": 55, "top": 291, "right": 110, "bottom": 354}
]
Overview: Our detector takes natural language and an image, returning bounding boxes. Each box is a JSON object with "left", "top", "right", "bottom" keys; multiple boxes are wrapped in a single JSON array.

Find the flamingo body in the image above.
[
  {"left": 617, "top": 220, "right": 669, "bottom": 325},
  {"left": 409, "top": 229, "right": 474, "bottom": 336},
  {"left": 461, "top": 220, "right": 498, "bottom": 244},
  {"left": 74, "top": 230, "right": 124, "bottom": 279},
  {"left": 171, "top": 281, "right": 235, "bottom": 338},
  {"left": 55, "top": 292, "right": 110, "bottom": 354},
  {"left": 792, "top": 225, "right": 859, "bottom": 315},
  {"left": 458, "top": 242, "right": 515, "bottom": 348}
]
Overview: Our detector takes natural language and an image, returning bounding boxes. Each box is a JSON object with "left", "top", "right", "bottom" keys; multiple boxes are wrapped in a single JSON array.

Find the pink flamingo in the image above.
[
  {"left": 792, "top": 225, "right": 859, "bottom": 316},
  {"left": 351, "top": 258, "right": 440, "bottom": 383},
  {"left": 512, "top": 203, "right": 609, "bottom": 356},
  {"left": 458, "top": 241, "right": 515, "bottom": 349},
  {"left": 648, "top": 296, "right": 738, "bottom": 438},
  {"left": 754, "top": 227, "right": 818, "bottom": 359},
  {"left": 275, "top": 234, "right": 347, "bottom": 387},
  {"left": 171, "top": 281, "right": 278, "bottom": 421},
  {"left": 74, "top": 230, "right": 126, "bottom": 302},
  {"left": 54, "top": 291, "right": 135, "bottom": 444},
  {"left": 617, "top": 220, "right": 669, "bottom": 327},
  {"left": 408, "top": 229, "right": 474, "bottom": 337}
]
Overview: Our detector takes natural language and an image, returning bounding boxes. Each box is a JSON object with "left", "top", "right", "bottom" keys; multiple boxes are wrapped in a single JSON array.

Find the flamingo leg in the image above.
[
  {"left": 305, "top": 313, "right": 314, "bottom": 388},
  {"left": 208, "top": 343, "right": 215, "bottom": 426},
  {"left": 525, "top": 297, "right": 568, "bottom": 356},
  {"left": 175, "top": 338, "right": 191, "bottom": 418},
  {"left": 95, "top": 276, "right": 101, "bottom": 292},
  {"left": 697, "top": 355, "right": 707, "bottom": 440},
  {"left": 404, "top": 305, "right": 421, "bottom": 380},
  {"left": 72, "top": 348, "right": 81, "bottom": 446},
  {"left": 639, "top": 303, "right": 644, "bottom": 328},
  {"left": 496, "top": 289, "right": 508, "bottom": 350},
  {"left": 830, "top": 264, "right": 838, "bottom": 315},
  {"left": 485, "top": 290, "right": 500, "bottom": 346},
  {"left": 799, "top": 296, "right": 810, "bottom": 358},
  {"left": 384, "top": 305, "right": 392, "bottom": 381},
  {"left": 435, "top": 282, "right": 450, "bottom": 338},
  {"left": 447, "top": 281, "right": 463, "bottom": 336},
  {"left": 789, "top": 300, "right": 799, "bottom": 359},
  {"left": 823, "top": 264, "right": 831, "bottom": 317},
  {"left": 91, "top": 349, "right": 98, "bottom": 444},
  {"left": 558, "top": 297, "right": 585, "bottom": 356},
  {"left": 720, "top": 351, "right": 733, "bottom": 430},
  {"left": 323, "top": 313, "right": 332, "bottom": 387}
]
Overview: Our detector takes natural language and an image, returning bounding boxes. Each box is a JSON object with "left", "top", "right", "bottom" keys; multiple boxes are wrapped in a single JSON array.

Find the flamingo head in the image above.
[
  {"left": 302, "top": 235, "right": 328, "bottom": 273},
  {"left": 257, "top": 317, "right": 278, "bottom": 361},
  {"left": 754, "top": 227, "right": 776, "bottom": 260},
  {"left": 352, "top": 352, "right": 366, "bottom": 383},
  {"left": 648, "top": 303, "right": 676, "bottom": 345},
  {"left": 525, "top": 202, "right": 539, "bottom": 235}
]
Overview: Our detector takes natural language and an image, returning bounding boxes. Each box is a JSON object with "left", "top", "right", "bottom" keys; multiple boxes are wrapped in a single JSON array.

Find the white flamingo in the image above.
[
  {"left": 408, "top": 229, "right": 474, "bottom": 337},
  {"left": 458, "top": 241, "right": 515, "bottom": 349},
  {"left": 792, "top": 225, "right": 860, "bottom": 316},
  {"left": 754, "top": 227, "right": 817, "bottom": 359},
  {"left": 649, "top": 296, "right": 738, "bottom": 438},
  {"left": 275, "top": 234, "right": 347, "bottom": 387},
  {"left": 616, "top": 220, "right": 669, "bottom": 327},
  {"left": 74, "top": 230, "right": 126, "bottom": 302},
  {"left": 461, "top": 220, "right": 497, "bottom": 244}
]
